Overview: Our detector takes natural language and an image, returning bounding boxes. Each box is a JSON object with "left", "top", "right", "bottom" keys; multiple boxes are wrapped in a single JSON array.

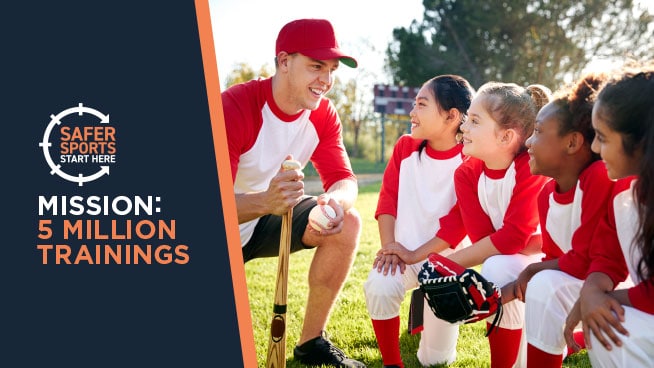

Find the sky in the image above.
[
  {"left": 208, "top": 0, "right": 424, "bottom": 89},
  {"left": 208, "top": 0, "right": 654, "bottom": 90}
]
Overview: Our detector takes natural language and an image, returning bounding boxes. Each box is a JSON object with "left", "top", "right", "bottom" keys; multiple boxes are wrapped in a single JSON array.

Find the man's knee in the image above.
[
  {"left": 301, "top": 207, "right": 361, "bottom": 249},
  {"left": 338, "top": 207, "right": 362, "bottom": 250},
  {"left": 343, "top": 207, "right": 362, "bottom": 235}
]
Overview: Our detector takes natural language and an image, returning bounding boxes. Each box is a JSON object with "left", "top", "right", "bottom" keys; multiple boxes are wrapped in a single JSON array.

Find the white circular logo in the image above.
[{"left": 39, "top": 103, "right": 117, "bottom": 186}]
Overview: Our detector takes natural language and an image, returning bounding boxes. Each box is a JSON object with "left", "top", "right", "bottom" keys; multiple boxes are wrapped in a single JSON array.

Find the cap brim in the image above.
[
  {"left": 300, "top": 49, "right": 358, "bottom": 68},
  {"left": 339, "top": 57, "right": 357, "bottom": 68}
]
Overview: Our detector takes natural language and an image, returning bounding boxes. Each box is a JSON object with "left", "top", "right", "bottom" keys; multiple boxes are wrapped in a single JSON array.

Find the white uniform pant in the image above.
[
  {"left": 524, "top": 270, "right": 583, "bottom": 355},
  {"left": 588, "top": 306, "right": 654, "bottom": 368},
  {"left": 364, "top": 261, "right": 459, "bottom": 366},
  {"left": 481, "top": 253, "right": 544, "bottom": 368}
]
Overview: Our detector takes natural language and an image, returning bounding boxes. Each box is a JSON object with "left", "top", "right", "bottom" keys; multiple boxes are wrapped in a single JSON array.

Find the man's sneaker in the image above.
[{"left": 293, "top": 331, "right": 366, "bottom": 367}]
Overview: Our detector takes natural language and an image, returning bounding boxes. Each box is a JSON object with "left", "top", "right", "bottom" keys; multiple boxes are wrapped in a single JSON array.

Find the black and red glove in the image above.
[{"left": 418, "top": 253, "right": 503, "bottom": 336}]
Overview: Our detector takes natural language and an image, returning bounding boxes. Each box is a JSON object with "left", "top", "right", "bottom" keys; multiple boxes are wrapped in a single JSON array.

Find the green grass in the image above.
[
  {"left": 303, "top": 158, "right": 388, "bottom": 178},
  {"left": 244, "top": 180, "right": 592, "bottom": 367}
]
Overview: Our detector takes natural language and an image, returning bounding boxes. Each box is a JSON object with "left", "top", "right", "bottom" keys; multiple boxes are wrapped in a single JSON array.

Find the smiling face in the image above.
[
  {"left": 591, "top": 100, "right": 642, "bottom": 180},
  {"left": 409, "top": 84, "right": 451, "bottom": 142},
  {"left": 275, "top": 52, "right": 340, "bottom": 114},
  {"left": 460, "top": 95, "right": 502, "bottom": 161},
  {"left": 525, "top": 102, "right": 569, "bottom": 177}
]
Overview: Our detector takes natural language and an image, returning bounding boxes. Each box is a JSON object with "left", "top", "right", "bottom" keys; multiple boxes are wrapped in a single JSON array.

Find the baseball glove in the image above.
[{"left": 418, "top": 253, "right": 503, "bottom": 336}]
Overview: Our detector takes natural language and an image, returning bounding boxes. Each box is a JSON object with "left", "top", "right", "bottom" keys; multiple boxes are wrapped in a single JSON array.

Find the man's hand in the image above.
[
  {"left": 307, "top": 194, "right": 345, "bottom": 236},
  {"left": 266, "top": 157, "right": 304, "bottom": 216}
]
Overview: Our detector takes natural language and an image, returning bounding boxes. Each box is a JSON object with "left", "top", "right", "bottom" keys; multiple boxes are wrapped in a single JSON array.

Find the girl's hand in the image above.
[
  {"left": 564, "top": 300, "right": 583, "bottom": 354},
  {"left": 579, "top": 286, "right": 628, "bottom": 351},
  {"left": 513, "top": 265, "right": 538, "bottom": 302},
  {"left": 379, "top": 242, "right": 421, "bottom": 265},
  {"left": 373, "top": 245, "right": 406, "bottom": 275},
  {"left": 500, "top": 281, "right": 517, "bottom": 304}
]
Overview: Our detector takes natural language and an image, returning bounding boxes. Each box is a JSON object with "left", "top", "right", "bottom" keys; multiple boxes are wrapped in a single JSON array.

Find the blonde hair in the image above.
[{"left": 477, "top": 82, "right": 552, "bottom": 151}]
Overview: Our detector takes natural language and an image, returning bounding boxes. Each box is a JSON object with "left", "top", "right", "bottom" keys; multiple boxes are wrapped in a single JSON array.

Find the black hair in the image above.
[
  {"left": 597, "top": 63, "right": 654, "bottom": 283},
  {"left": 550, "top": 72, "right": 608, "bottom": 162},
  {"left": 418, "top": 74, "right": 475, "bottom": 155}
]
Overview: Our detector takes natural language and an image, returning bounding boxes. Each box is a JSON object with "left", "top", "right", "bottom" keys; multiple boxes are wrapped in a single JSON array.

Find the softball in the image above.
[{"left": 308, "top": 204, "right": 336, "bottom": 231}]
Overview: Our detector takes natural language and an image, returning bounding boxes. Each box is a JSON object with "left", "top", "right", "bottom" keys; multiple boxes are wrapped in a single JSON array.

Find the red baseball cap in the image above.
[{"left": 275, "top": 19, "right": 358, "bottom": 68}]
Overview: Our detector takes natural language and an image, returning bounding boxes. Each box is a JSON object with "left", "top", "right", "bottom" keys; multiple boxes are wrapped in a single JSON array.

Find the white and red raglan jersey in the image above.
[
  {"left": 454, "top": 151, "right": 550, "bottom": 254},
  {"left": 588, "top": 176, "right": 654, "bottom": 314},
  {"left": 538, "top": 160, "right": 614, "bottom": 279},
  {"left": 375, "top": 135, "right": 467, "bottom": 250},
  {"left": 222, "top": 77, "right": 356, "bottom": 246}
]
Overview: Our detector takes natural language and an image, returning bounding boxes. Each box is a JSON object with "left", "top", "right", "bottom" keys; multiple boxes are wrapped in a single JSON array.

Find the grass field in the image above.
[
  {"left": 244, "top": 178, "right": 592, "bottom": 367},
  {"left": 302, "top": 158, "right": 389, "bottom": 177}
]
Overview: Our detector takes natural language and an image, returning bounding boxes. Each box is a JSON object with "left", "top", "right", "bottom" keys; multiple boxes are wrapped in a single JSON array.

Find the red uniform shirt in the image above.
[
  {"left": 454, "top": 151, "right": 550, "bottom": 254},
  {"left": 375, "top": 135, "right": 466, "bottom": 249},
  {"left": 222, "top": 77, "right": 355, "bottom": 245},
  {"left": 588, "top": 176, "right": 654, "bottom": 314},
  {"left": 538, "top": 161, "right": 614, "bottom": 279}
]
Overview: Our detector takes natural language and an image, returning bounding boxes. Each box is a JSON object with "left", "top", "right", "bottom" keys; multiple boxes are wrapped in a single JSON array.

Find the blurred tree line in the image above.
[
  {"left": 388, "top": 0, "right": 654, "bottom": 87},
  {"left": 221, "top": 0, "right": 653, "bottom": 163}
]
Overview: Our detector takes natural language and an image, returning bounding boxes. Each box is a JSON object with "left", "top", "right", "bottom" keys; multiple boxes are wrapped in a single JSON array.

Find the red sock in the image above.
[
  {"left": 566, "top": 330, "right": 586, "bottom": 356},
  {"left": 528, "top": 343, "right": 563, "bottom": 367},
  {"left": 487, "top": 323, "right": 522, "bottom": 368},
  {"left": 371, "top": 317, "right": 403, "bottom": 367}
]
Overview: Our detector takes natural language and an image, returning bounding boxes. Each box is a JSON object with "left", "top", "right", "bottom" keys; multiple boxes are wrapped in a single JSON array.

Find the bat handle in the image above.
[
  {"left": 266, "top": 209, "right": 292, "bottom": 368},
  {"left": 266, "top": 159, "right": 299, "bottom": 368}
]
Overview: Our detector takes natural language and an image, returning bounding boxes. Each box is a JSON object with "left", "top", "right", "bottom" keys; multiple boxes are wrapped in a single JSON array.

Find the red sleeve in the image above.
[
  {"left": 309, "top": 99, "right": 356, "bottom": 191},
  {"left": 375, "top": 136, "right": 416, "bottom": 219},
  {"left": 628, "top": 278, "right": 654, "bottom": 314},
  {"left": 221, "top": 79, "right": 265, "bottom": 183},
  {"left": 454, "top": 157, "right": 496, "bottom": 243},
  {"left": 586, "top": 178, "right": 632, "bottom": 286},
  {"left": 559, "top": 161, "right": 614, "bottom": 279},
  {"left": 436, "top": 201, "right": 467, "bottom": 248},
  {"left": 489, "top": 153, "right": 550, "bottom": 254},
  {"left": 538, "top": 181, "right": 564, "bottom": 261}
]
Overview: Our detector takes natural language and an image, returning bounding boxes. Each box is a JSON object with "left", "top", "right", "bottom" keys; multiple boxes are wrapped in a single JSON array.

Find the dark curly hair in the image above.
[{"left": 549, "top": 72, "right": 608, "bottom": 162}]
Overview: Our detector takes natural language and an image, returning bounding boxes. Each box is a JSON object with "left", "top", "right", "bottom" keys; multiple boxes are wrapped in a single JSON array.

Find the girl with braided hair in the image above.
[{"left": 383, "top": 81, "right": 552, "bottom": 367}]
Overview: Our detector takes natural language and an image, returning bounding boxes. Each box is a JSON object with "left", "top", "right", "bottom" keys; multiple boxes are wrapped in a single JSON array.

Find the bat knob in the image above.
[{"left": 282, "top": 160, "right": 301, "bottom": 171}]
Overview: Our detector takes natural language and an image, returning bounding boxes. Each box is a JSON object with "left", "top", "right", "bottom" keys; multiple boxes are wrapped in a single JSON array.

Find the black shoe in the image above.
[{"left": 293, "top": 331, "right": 366, "bottom": 367}]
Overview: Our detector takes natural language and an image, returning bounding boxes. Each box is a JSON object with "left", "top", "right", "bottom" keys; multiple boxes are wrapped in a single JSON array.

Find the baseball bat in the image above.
[{"left": 266, "top": 159, "right": 301, "bottom": 368}]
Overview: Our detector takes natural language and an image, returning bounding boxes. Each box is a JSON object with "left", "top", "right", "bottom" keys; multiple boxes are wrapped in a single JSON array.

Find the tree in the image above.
[
  {"left": 223, "top": 62, "right": 272, "bottom": 88},
  {"left": 328, "top": 78, "right": 374, "bottom": 158},
  {"left": 386, "top": 0, "right": 654, "bottom": 89}
]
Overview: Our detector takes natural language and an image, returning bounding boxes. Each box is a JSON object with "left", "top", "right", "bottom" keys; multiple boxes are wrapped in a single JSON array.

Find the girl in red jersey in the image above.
[
  {"left": 497, "top": 73, "right": 614, "bottom": 367},
  {"left": 563, "top": 63, "right": 654, "bottom": 368},
  {"left": 382, "top": 82, "right": 551, "bottom": 368},
  {"left": 364, "top": 75, "right": 474, "bottom": 368}
]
